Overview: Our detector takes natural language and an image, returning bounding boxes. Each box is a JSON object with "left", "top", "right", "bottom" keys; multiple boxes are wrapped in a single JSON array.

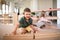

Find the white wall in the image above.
[
  {"left": 20, "top": 0, "right": 31, "bottom": 14},
  {"left": 38, "top": 0, "right": 53, "bottom": 10},
  {"left": 30, "top": 0, "right": 38, "bottom": 11},
  {"left": 57, "top": 0, "right": 60, "bottom": 25},
  {"left": 0, "top": 4, "right": 2, "bottom": 14},
  {"left": 53, "top": 0, "right": 57, "bottom": 8},
  {"left": 20, "top": 0, "right": 53, "bottom": 14}
]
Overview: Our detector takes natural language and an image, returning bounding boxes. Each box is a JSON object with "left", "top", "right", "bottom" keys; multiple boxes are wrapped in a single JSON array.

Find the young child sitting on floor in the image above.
[
  {"left": 12, "top": 8, "right": 40, "bottom": 35},
  {"left": 35, "top": 11, "right": 52, "bottom": 29}
]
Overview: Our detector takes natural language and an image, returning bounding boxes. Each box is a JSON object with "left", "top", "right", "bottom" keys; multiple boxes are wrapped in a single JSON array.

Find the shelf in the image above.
[
  {"left": 0, "top": 14, "right": 13, "bottom": 24},
  {"left": 46, "top": 16, "right": 57, "bottom": 20}
]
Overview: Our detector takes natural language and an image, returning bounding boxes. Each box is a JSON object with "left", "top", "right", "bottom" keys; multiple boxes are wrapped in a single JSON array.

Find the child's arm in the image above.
[
  {"left": 45, "top": 19, "right": 52, "bottom": 24},
  {"left": 12, "top": 22, "right": 19, "bottom": 35}
]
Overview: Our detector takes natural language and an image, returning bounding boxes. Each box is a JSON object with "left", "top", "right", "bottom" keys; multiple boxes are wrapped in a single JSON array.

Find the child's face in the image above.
[{"left": 24, "top": 12, "right": 31, "bottom": 19}]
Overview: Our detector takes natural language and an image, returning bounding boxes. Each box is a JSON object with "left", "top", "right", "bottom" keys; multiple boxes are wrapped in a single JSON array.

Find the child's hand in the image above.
[{"left": 11, "top": 31, "right": 16, "bottom": 35}]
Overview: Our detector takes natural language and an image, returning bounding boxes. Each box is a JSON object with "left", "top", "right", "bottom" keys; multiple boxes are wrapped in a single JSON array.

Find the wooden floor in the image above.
[
  {"left": 0, "top": 24, "right": 60, "bottom": 40},
  {"left": 3, "top": 29, "right": 60, "bottom": 40}
]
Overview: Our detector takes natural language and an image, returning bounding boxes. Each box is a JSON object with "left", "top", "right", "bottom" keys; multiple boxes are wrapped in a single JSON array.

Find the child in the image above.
[
  {"left": 35, "top": 11, "right": 52, "bottom": 29},
  {"left": 12, "top": 8, "right": 39, "bottom": 34}
]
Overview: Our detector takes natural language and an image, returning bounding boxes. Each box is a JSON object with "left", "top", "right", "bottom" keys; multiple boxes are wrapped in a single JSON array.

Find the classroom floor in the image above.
[{"left": 0, "top": 24, "right": 60, "bottom": 40}]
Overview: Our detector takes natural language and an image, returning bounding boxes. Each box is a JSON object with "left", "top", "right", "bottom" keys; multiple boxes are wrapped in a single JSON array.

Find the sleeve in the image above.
[
  {"left": 19, "top": 18, "right": 23, "bottom": 24},
  {"left": 30, "top": 18, "right": 33, "bottom": 25},
  {"left": 19, "top": 18, "right": 24, "bottom": 27}
]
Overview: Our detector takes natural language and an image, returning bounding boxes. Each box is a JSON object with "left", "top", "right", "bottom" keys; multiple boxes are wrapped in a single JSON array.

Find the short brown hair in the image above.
[
  {"left": 23, "top": 8, "right": 31, "bottom": 14},
  {"left": 40, "top": 11, "right": 46, "bottom": 17},
  {"left": 24, "top": 8, "right": 31, "bottom": 12}
]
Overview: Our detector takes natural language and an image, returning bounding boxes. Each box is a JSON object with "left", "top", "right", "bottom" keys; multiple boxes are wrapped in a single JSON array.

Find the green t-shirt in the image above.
[{"left": 19, "top": 16, "right": 32, "bottom": 28}]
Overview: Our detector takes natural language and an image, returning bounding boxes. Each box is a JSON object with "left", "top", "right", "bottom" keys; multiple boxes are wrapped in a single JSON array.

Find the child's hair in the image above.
[
  {"left": 40, "top": 10, "right": 46, "bottom": 17},
  {"left": 23, "top": 8, "right": 31, "bottom": 14}
]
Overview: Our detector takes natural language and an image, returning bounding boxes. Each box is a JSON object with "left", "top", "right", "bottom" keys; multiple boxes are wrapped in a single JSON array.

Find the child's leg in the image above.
[
  {"left": 40, "top": 25, "right": 45, "bottom": 29},
  {"left": 25, "top": 26, "right": 33, "bottom": 33},
  {"left": 30, "top": 26, "right": 41, "bottom": 33},
  {"left": 17, "top": 28, "right": 27, "bottom": 34}
]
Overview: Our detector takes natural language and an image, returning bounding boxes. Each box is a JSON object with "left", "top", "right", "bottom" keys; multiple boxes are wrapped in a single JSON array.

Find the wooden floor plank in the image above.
[{"left": 3, "top": 29, "right": 60, "bottom": 40}]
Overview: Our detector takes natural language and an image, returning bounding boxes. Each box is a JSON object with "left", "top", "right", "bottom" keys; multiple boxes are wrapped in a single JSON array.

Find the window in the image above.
[
  {"left": 2, "top": 4, "right": 9, "bottom": 14},
  {"left": 0, "top": 10, "right": 2, "bottom": 14},
  {"left": 6, "top": 5, "right": 9, "bottom": 14},
  {"left": 14, "top": 8, "right": 18, "bottom": 13},
  {"left": 2, "top": 4, "right": 5, "bottom": 14}
]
